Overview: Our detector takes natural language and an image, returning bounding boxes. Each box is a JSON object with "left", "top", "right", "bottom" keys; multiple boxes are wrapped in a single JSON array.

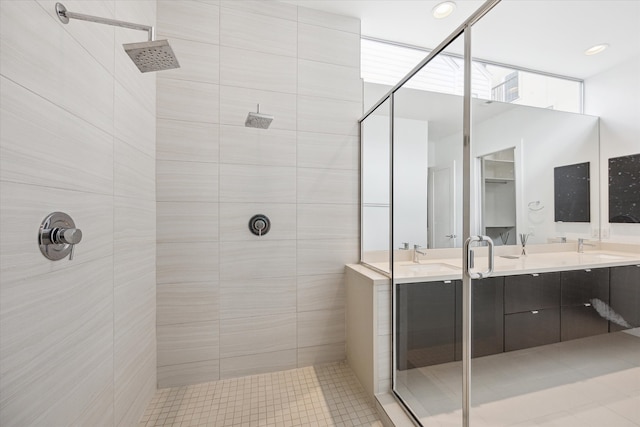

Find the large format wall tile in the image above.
[
  {"left": 0, "top": 257, "right": 113, "bottom": 427},
  {"left": 219, "top": 164, "right": 296, "bottom": 203},
  {"left": 157, "top": 0, "right": 220, "bottom": 44},
  {"left": 0, "top": 1, "right": 114, "bottom": 134},
  {"left": 220, "top": 1, "right": 297, "bottom": 23},
  {"left": 297, "top": 95, "right": 361, "bottom": 136},
  {"left": 297, "top": 132, "right": 359, "bottom": 170},
  {"left": 0, "top": 77, "right": 113, "bottom": 195},
  {"left": 298, "top": 59, "right": 362, "bottom": 102},
  {"left": 220, "top": 47, "right": 297, "bottom": 94},
  {"left": 157, "top": 282, "right": 220, "bottom": 326},
  {"left": 220, "top": 125, "right": 296, "bottom": 167},
  {"left": 1, "top": 1, "right": 157, "bottom": 425},
  {"left": 114, "top": 139, "right": 156, "bottom": 201},
  {"left": 297, "top": 343, "right": 346, "bottom": 368},
  {"left": 157, "top": 37, "right": 220, "bottom": 84},
  {"left": 297, "top": 203, "right": 359, "bottom": 239},
  {"left": 0, "top": 182, "right": 114, "bottom": 283},
  {"left": 157, "top": 321, "right": 220, "bottom": 366},
  {"left": 157, "top": 241, "right": 219, "bottom": 285},
  {"left": 158, "top": 359, "right": 220, "bottom": 388},
  {"left": 297, "top": 308, "right": 345, "bottom": 348},
  {"left": 220, "top": 349, "right": 297, "bottom": 380},
  {"left": 220, "top": 276, "right": 296, "bottom": 319},
  {"left": 298, "top": 23, "right": 361, "bottom": 68},
  {"left": 114, "top": 82, "right": 157, "bottom": 159},
  {"left": 157, "top": 201, "right": 219, "bottom": 243},
  {"left": 297, "top": 239, "right": 359, "bottom": 276},
  {"left": 156, "top": 160, "right": 219, "bottom": 203},
  {"left": 219, "top": 202, "right": 296, "bottom": 241},
  {"left": 297, "top": 168, "right": 359, "bottom": 204},
  {"left": 157, "top": 119, "right": 219, "bottom": 163},
  {"left": 297, "top": 6, "right": 360, "bottom": 34},
  {"left": 220, "top": 7, "right": 297, "bottom": 56},
  {"left": 157, "top": 77, "right": 220, "bottom": 123},
  {"left": 155, "top": 0, "right": 361, "bottom": 385},
  {"left": 220, "top": 313, "right": 296, "bottom": 358},
  {"left": 219, "top": 240, "right": 296, "bottom": 280},
  {"left": 297, "top": 274, "right": 345, "bottom": 313},
  {"left": 219, "top": 85, "right": 296, "bottom": 131}
]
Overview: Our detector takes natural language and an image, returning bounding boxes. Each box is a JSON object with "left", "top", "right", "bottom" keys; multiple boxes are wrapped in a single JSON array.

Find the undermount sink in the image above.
[{"left": 398, "top": 262, "right": 460, "bottom": 273}]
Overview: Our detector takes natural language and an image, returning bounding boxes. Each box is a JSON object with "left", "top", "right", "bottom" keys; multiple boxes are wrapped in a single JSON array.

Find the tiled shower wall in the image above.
[
  {"left": 156, "top": 0, "right": 362, "bottom": 387},
  {"left": 0, "top": 1, "right": 156, "bottom": 426}
]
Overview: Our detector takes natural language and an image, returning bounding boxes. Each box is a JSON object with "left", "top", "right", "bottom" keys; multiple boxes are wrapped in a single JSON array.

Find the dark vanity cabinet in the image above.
[
  {"left": 455, "top": 277, "right": 504, "bottom": 359},
  {"left": 610, "top": 265, "right": 640, "bottom": 331},
  {"left": 397, "top": 277, "right": 504, "bottom": 370},
  {"left": 397, "top": 280, "right": 457, "bottom": 370},
  {"left": 504, "top": 272, "right": 561, "bottom": 351},
  {"left": 560, "top": 268, "right": 610, "bottom": 340}
]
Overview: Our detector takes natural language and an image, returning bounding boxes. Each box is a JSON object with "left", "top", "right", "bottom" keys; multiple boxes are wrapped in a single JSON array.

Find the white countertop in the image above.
[{"left": 353, "top": 249, "right": 640, "bottom": 284}]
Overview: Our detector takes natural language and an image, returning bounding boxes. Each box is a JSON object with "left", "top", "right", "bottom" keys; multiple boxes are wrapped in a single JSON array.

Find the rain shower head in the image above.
[
  {"left": 124, "top": 40, "right": 180, "bottom": 73},
  {"left": 55, "top": 2, "right": 180, "bottom": 73},
  {"left": 245, "top": 104, "right": 273, "bottom": 129}
]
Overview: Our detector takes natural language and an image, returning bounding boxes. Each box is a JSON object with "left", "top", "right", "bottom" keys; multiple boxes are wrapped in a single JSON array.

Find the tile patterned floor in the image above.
[{"left": 138, "top": 362, "right": 383, "bottom": 427}]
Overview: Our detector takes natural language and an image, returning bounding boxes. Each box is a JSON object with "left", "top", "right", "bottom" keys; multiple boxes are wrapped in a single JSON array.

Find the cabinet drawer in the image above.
[
  {"left": 561, "top": 268, "right": 609, "bottom": 306},
  {"left": 561, "top": 305, "right": 609, "bottom": 341},
  {"left": 504, "top": 272, "right": 560, "bottom": 314},
  {"left": 610, "top": 265, "right": 640, "bottom": 331},
  {"left": 505, "top": 308, "right": 560, "bottom": 351}
]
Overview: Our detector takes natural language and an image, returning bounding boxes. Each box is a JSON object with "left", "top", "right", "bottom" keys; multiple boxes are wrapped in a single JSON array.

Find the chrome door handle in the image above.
[{"left": 464, "top": 235, "right": 494, "bottom": 279}]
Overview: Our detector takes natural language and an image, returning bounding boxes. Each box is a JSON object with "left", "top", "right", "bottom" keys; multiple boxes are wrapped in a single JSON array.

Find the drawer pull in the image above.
[
  {"left": 531, "top": 273, "right": 539, "bottom": 277},
  {"left": 584, "top": 303, "right": 591, "bottom": 307},
  {"left": 444, "top": 280, "right": 452, "bottom": 284},
  {"left": 585, "top": 269, "right": 591, "bottom": 272},
  {"left": 531, "top": 310, "right": 539, "bottom": 314}
]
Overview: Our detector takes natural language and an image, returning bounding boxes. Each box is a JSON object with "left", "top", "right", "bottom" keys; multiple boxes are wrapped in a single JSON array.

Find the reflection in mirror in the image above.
[
  {"left": 481, "top": 148, "right": 516, "bottom": 245},
  {"left": 361, "top": 97, "right": 391, "bottom": 272},
  {"left": 554, "top": 162, "right": 591, "bottom": 223},
  {"left": 364, "top": 82, "right": 601, "bottom": 248}
]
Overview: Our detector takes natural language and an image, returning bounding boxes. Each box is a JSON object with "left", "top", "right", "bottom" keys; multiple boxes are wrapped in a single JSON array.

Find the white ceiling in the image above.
[{"left": 282, "top": 0, "right": 640, "bottom": 80}]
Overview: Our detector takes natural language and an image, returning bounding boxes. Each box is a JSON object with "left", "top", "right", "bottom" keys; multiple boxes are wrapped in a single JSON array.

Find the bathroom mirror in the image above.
[{"left": 363, "top": 83, "right": 600, "bottom": 249}]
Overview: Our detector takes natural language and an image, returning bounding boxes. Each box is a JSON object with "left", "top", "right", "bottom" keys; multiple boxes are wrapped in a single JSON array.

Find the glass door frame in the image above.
[{"left": 358, "top": 1, "right": 503, "bottom": 425}]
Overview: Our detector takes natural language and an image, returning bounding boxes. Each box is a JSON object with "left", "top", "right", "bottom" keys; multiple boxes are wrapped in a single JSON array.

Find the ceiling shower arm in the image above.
[{"left": 55, "top": 3, "right": 155, "bottom": 41}]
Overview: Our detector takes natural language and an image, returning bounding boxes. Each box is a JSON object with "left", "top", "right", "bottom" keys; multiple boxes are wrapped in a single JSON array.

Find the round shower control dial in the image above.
[{"left": 248, "top": 214, "right": 271, "bottom": 237}]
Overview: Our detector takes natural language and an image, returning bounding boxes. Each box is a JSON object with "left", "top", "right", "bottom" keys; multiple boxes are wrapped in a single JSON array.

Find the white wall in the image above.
[
  {"left": 0, "top": 1, "right": 157, "bottom": 426},
  {"left": 155, "top": 1, "right": 362, "bottom": 387},
  {"left": 585, "top": 55, "right": 640, "bottom": 243},
  {"left": 433, "top": 103, "right": 600, "bottom": 245}
]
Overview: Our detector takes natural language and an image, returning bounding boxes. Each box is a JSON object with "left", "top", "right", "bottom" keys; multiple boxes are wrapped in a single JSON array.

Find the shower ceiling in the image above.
[{"left": 280, "top": 0, "right": 640, "bottom": 79}]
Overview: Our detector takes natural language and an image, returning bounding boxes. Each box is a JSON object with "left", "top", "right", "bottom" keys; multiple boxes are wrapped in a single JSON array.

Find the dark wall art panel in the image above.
[
  {"left": 609, "top": 153, "right": 640, "bottom": 223},
  {"left": 554, "top": 162, "right": 591, "bottom": 223}
]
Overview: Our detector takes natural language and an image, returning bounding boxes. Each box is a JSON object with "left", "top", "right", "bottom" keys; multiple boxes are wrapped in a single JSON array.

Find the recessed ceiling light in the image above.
[
  {"left": 584, "top": 43, "right": 609, "bottom": 56},
  {"left": 432, "top": 1, "right": 456, "bottom": 19}
]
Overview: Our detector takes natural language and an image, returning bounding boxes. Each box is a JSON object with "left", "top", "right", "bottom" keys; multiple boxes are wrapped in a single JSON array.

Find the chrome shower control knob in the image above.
[
  {"left": 38, "top": 212, "right": 83, "bottom": 261},
  {"left": 50, "top": 227, "right": 83, "bottom": 245}
]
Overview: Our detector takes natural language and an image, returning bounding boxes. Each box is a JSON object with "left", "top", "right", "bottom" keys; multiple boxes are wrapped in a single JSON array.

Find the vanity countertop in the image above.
[{"left": 352, "top": 249, "right": 640, "bottom": 284}]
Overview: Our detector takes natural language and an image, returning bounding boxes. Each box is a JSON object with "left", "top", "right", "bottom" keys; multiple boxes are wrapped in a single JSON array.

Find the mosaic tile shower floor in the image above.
[{"left": 139, "top": 362, "right": 383, "bottom": 427}]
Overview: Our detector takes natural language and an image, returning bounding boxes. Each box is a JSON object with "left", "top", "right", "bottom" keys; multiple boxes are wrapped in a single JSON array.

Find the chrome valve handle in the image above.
[{"left": 39, "top": 212, "right": 83, "bottom": 261}]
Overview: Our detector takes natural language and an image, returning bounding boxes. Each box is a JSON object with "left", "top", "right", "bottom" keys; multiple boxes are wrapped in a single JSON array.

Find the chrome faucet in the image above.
[
  {"left": 577, "top": 238, "right": 595, "bottom": 253},
  {"left": 413, "top": 244, "right": 427, "bottom": 263}
]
